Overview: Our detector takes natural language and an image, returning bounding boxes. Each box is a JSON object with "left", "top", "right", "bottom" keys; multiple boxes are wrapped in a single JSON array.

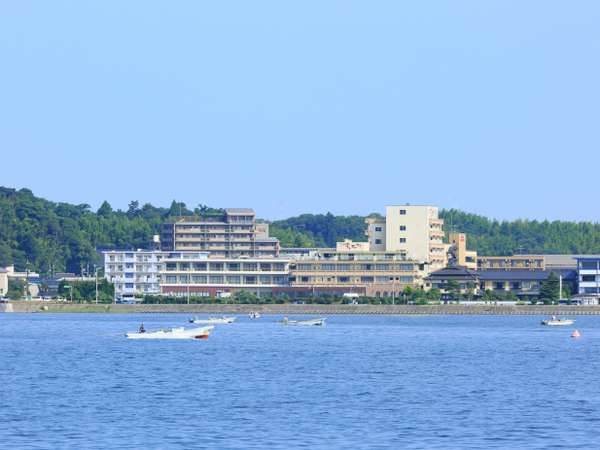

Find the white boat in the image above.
[
  {"left": 541, "top": 317, "right": 575, "bottom": 326},
  {"left": 248, "top": 311, "right": 261, "bottom": 319},
  {"left": 126, "top": 326, "right": 214, "bottom": 340},
  {"left": 189, "top": 316, "right": 236, "bottom": 325},
  {"left": 281, "top": 317, "right": 326, "bottom": 326}
]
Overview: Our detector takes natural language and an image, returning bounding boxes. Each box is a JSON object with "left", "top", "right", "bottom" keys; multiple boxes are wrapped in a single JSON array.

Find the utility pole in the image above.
[
  {"left": 559, "top": 274, "right": 563, "bottom": 302},
  {"left": 95, "top": 265, "right": 99, "bottom": 304}
]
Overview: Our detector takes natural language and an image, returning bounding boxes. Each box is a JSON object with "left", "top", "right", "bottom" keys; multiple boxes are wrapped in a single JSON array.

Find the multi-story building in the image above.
[
  {"left": 160, "top": 208, "right": 279, "bottom": 258},
  {"left": 159, "top": 252, "right": 290, "bottom": 297},
  {"left": 576, "top": 256, "right": 600, "bottom": 297},
  {"left": 288, "top": 246, "right": 424, "bottom": 297},
  {"left": 365, "top": 205, "right": 446, "bottom": 271},
  {"left": 103, "top": 250, "right": 164, "bottom": 301},
  {"left": 448, "top": 233, "right": 477, "bottom": 270}
]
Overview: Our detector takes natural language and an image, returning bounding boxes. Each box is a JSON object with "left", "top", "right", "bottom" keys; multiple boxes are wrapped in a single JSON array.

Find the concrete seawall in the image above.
[{"left": 5, "top": 301, "right": 600, "bottom": 315}]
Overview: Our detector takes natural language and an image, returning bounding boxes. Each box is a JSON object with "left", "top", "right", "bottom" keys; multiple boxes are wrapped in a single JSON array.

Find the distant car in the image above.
[{"left": 0, "top": 298, "right": 9, "bottom": 304}]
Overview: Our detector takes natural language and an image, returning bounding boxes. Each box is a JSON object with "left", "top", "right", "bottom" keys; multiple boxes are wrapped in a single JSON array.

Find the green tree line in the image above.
[{"left": 2, "top": 186, "right": 600, "bottom": 275}]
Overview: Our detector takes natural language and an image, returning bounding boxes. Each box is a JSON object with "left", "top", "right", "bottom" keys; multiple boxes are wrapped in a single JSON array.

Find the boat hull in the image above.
[
  {"left": 126, "top": 326, "right": 214, "bottom": 340},
  {"left": 282, "top": 318, "right": 326, "bottom": 326},
  {"left": 541, "top": 320, "right": 574, "bottom": 326},
  {"left": 189, "top": 317, "right": 236, "bottom": 325}
]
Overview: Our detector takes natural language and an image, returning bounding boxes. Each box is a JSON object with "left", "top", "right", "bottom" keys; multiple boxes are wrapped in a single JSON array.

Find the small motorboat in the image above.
[
  {"left": 541, "top": 316, "right": 575, "bottom": 326},
  {"left": 126, "top": 326, "right": 214, "bottom": 340},
  {"left": 281, "top": 317, "right": 326, "bottom": 326},
  {"left": 248, "top": 311, "right": 261, "bottom": 319},
  {"left": 189, "top": 316, "right": 236, "bottom": 325}
]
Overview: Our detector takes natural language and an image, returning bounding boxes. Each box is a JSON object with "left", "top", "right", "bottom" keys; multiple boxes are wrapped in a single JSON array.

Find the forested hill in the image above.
[{"left": 2, "top": 186, "right": 600, "bottom": 274}]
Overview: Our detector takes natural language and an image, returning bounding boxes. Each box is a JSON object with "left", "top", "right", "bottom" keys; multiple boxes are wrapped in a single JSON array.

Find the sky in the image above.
[{"left": 1, "top": 1, "right": 599, "bottom": 221}]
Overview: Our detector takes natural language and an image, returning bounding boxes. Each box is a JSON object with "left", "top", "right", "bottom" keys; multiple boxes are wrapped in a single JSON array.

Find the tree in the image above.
[
  {"left": 127, "top": 201, "right": 140, "bottom": 218},
  {"left": 539, "top": 272, "right": 560, "bottom": 304},
  {"left": 7, "top": 279, "right": 25, "bottom": 300},
  {"left": 0, "top": 242, "right": 12, "bottom": 267},
  {"left": 97, "top": 201, "right": 113, "bottom": 217}
]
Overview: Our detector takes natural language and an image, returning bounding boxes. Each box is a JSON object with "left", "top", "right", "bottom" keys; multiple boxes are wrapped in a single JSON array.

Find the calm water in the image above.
[{"left": 1, "top": 313, "right": 600, "bottom": 449}]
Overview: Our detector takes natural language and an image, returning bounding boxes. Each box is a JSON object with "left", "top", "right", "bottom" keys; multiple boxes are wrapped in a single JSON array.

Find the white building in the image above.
[
  {"left": 103, "top": 250, "right": 165, "bottom": 302},
  {"left": 365, "top": 205, "right": 446, "bottom": 272},
  {"left": 576, "top": 256, "right": 600, "bottom": 296},
  {"left": 0, "top": 268, "right": 8, "bottom": 297},
  {"left": 160, "top": 252, "right": 290, "bottom": 297}
]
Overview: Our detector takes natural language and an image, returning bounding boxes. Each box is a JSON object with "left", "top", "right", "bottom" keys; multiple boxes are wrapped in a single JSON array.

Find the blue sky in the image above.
[{"left": 1, "top": 1, "right": 599, "bottom": 221}]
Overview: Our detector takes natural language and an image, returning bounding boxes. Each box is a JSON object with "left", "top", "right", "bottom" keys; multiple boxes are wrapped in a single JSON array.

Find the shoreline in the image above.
[{"left": 4, "top": 301, "right": 600, "bottom": 315}]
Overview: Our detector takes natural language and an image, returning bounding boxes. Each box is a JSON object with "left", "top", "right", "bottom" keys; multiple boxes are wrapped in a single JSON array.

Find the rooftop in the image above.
[
  {"left": 225, "top": 208, "right": 255, "bottom": 215},
  {"left": 477, "top": 269, "right": 577, "bottom": 281}
]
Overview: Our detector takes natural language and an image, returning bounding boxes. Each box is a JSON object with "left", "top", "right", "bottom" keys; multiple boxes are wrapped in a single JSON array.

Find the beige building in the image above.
[
  {"left": 448, "top": 233, "right": 478, "bottom": 270},
  {"left": 160, "top": 208, "right": 279, "bottom": 258},
  {"left": 289, "top": 248, "right": 424, "bottom": 296},
  {"left": 477, "top": 255, "right": 545, "bottom": 271},
  {"left": 365, "top": 205, "right": 446, "bottom": 271}
]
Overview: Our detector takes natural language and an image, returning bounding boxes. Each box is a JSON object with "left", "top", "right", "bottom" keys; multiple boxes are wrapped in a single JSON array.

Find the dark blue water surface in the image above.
[{"left": 1, "top": 314, "right": 600, "bottom": 449}]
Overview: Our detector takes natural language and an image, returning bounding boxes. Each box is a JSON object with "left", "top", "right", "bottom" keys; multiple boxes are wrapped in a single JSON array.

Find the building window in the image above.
[
  {"left": 582, "top": 275, "right": 596, "bottom": 282},
  {"left": 375, "top": 227, "right": 382, "bottom": 232},
  {"left": 399, "top": 238, "right": 406, "bottom": 243},
  {"left": 399, "top": 210, "right": 406, "bottom": 215},
  {"left": 399, "top": 226, "right": 406, "bottom": 231},
  {"left": 300, "top": 276, "right": 310, "bottom": 283},
  {"left": 375, "top": 239, "right": 382, "bottom": 245}
]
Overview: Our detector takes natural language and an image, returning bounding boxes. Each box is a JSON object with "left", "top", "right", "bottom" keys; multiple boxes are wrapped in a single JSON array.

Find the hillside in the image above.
[{"left": 2, "top": 186, "right": 600, "bottom": 274}]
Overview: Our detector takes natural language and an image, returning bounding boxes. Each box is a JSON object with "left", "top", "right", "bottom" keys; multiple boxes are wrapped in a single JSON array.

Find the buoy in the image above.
[{"left": 571, "top": 329, "right": 581, "bottom": 339}]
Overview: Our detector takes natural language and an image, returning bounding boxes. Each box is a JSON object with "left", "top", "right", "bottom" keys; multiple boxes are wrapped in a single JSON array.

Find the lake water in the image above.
[{"left": 1, "top": 314, "right": 600, "bottom": 449}]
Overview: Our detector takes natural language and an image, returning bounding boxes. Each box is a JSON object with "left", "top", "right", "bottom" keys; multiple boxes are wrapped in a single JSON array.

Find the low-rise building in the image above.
[
  {"left": 424, "top": 266, "right": 479, "bottom": 294},
  {"left": 425, "top": 266, "right": 577, "bottom": 300},
  {"left": 477, "top": 255, "right": 545, "bottom": 271}
]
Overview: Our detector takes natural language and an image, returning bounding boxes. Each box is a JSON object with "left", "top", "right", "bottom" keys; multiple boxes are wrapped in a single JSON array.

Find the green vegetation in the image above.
[
  {"left": 440, "top": 209, "right": 600, "bottom": 256},
  {"left": 539, "top": 272, "right": 560, "bottom": 304},
  {"left": 57, "top": 279, "right": 115, "bottom": 303},
  {"left": 7, "top": 279, "right": 26, "bottom": 300},
  {"left": 271, "top": 213, "right": 370, "bottom": 247},
  {"left": 3, "top": 186, "right": 600, "bottom": 276}
]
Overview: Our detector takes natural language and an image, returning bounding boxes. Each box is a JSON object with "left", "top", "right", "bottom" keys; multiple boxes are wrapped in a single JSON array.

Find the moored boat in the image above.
[
  {"left": 189, "top": 316, "right": 236, "bottom": 325},
  {"left": 281, "top": 317, "right": 326, "bottom": 326},
  {"left": 248, "top": 311, "right": 261, "bottom": 319},
  {"left": 541, "top": 316, "right": 575, "bottom": 326},
  {"left": 126, "top": 326, "right": 214, "bottom": 340}
]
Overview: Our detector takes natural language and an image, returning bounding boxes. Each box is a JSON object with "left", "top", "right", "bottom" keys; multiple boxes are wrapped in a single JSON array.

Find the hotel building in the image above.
[
  {"left": 285, "top": 240, "right": 424, "bottom": 298},
  {"left": 160, "top": 208, "right": 279, "bottom": 258},
  {"left": 159, "top": 252, "right": 290, "bottom": 297},
  {"left": 365, "top": 205, "right": 447, "bottom": 271}
]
